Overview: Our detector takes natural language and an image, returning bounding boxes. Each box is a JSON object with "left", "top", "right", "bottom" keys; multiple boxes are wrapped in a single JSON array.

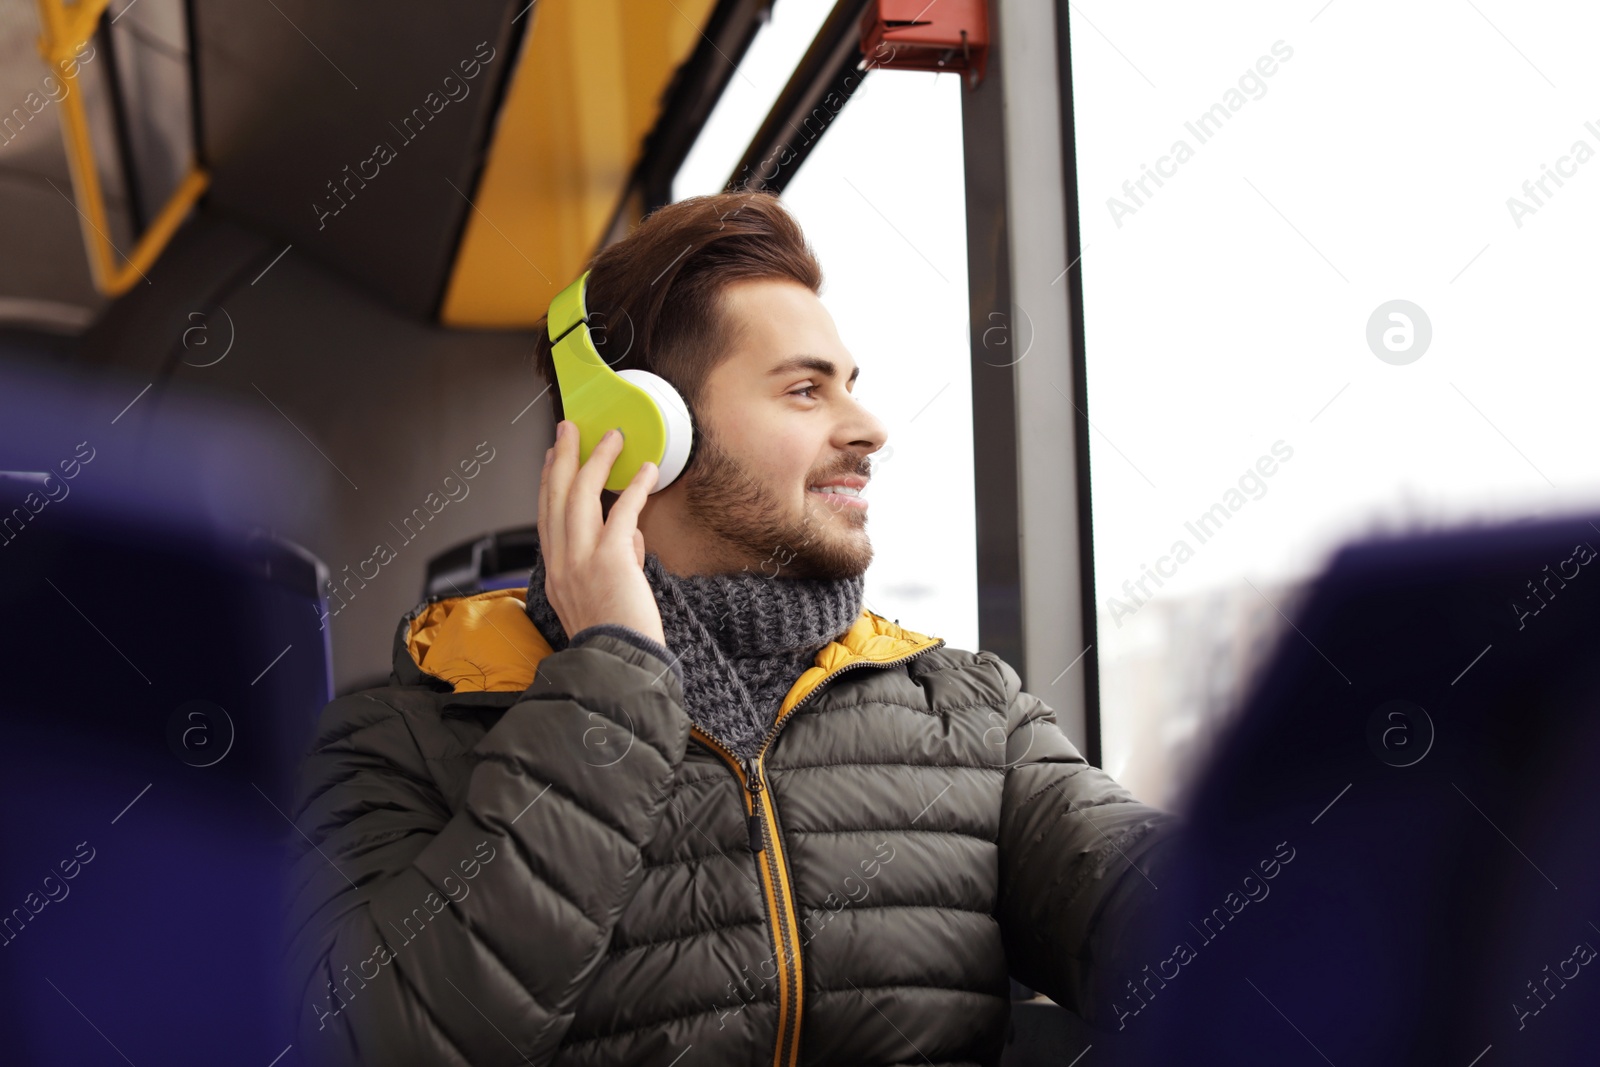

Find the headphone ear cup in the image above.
[{"left": 615, "top": 369, "right": 694, "bottom": 492}]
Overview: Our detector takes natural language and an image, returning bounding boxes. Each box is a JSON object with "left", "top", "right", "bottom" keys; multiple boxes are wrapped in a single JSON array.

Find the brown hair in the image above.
[{"left": 530, "top": 191, "right": 824, "bottom": 435}]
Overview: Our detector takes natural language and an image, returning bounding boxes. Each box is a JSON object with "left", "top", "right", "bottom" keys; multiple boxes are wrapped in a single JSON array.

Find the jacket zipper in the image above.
[{"left": 689, "top": 637, "right": 945, "bottom": 1067}]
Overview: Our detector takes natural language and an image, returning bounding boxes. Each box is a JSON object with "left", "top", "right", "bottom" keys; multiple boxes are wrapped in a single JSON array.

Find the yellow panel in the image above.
[{"left": 440, "top": 0, "right": 717, "bottom": 328}]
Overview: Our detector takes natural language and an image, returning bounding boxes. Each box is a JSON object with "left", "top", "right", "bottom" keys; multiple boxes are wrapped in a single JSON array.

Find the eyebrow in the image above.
[{"left": 767, "top": 355, "right": 860, "bottom": 386}]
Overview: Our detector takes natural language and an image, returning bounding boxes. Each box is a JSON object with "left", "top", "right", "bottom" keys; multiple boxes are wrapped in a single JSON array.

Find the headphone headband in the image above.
[{"left": 546, "top": 270, "right": 590, "bottom": 343}]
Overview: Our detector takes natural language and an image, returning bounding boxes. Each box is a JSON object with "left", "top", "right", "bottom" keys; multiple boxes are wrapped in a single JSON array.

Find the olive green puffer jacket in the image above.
[{"left": 285, "top": 587, "right": 1179, "bottom": 1066}]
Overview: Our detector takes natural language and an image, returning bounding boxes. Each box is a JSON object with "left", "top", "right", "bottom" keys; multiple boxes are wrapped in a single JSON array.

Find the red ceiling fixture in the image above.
[{"left": 859, "top": 0, "right": 990, "bottom": 88}]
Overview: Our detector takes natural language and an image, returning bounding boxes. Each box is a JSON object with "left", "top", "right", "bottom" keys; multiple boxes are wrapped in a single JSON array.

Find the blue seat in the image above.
[
  {"left": 0, "top": 362, "right": 330, "bottom": 1066},
  {"left": 1109, "top": 511, "right": 1600, "bottom": 1065}
]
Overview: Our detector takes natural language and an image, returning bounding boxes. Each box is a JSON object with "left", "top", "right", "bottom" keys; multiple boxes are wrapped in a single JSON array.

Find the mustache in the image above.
[{"left": 810, "top": 463, "right": 872, "bottom": 484}]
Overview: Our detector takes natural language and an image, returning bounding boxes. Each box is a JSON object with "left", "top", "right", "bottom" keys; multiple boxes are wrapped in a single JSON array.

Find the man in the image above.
[{"left": 287, "top": 191, "right": 1180, "bottom": 1066}]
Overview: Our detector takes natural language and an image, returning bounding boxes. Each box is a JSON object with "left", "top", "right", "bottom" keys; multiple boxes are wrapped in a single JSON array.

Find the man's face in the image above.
[{"left": 643, "top": 277, "right": 889, "bottom": 580}]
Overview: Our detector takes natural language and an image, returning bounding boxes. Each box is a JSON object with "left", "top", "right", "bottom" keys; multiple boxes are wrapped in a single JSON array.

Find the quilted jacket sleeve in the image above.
[
  {"left": 990, "top": 652, "right": 1185, "bottom": 1032},
  {"left": 286, "top": 634, "right": 691, "bottom": 1067}
]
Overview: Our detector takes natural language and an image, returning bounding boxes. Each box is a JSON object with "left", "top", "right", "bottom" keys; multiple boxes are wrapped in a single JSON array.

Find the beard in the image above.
[{"left": 679, "top": 425, "right": 873, "bottom": 580}]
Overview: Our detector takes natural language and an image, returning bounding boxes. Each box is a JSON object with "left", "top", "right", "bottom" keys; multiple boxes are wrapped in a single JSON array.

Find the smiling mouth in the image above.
[{"left": 807, "top": 485, "right": 869, "bottom": 510}]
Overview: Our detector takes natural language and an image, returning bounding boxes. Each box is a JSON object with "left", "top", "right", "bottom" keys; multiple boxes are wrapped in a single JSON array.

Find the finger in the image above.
[
  {"left": 537, "top": 443, "right": 553, "bottom": 551},
  {"left": 546, "top": 420, "right": 584, "bottom": 575},
  {"left": 603, "top": 458, "right": 657, "bottom": 549},
  {"left": 567, "top": 426, "right": 626, "bottom": 550}
]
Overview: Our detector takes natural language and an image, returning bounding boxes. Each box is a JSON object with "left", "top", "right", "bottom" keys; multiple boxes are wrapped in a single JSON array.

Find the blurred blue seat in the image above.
[
  {"left": 0, "top": 361, "right": 329, "bottom": 1066},
  {"left": 1109, "top": 511, "right": 1600, "bottom": 1065}
]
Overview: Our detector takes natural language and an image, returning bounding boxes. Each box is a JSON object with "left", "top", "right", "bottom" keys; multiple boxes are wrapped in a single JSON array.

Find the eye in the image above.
[{"left": 788, "top": 384, "right": 820, "bottom": 400}]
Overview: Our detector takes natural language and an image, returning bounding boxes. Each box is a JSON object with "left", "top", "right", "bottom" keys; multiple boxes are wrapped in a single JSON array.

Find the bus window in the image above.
[
  {"left": 777, "top": 70, "right": 979, "bottom": 651},
  {"left": 1066, "top": 5, "right": 1600, "bottom": 805}
]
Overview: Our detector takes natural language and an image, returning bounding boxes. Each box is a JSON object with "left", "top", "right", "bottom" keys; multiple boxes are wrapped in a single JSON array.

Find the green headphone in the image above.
[{"left": 547, "top": 269, "right": 695, "bottom": 493}]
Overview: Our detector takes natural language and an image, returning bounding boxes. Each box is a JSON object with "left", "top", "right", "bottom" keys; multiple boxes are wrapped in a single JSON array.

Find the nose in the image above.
[{"left": 842, "top": 398, "right": 890, "bottom": 470}]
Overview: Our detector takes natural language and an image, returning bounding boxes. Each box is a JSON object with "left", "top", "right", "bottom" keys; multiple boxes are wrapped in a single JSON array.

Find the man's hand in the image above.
[{"left": 538, "top": 418, "right": 666, "bottom": 647}]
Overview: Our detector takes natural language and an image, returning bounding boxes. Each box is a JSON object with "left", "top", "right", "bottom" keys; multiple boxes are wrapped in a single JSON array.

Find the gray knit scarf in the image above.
[{"left": 522, "top": 530, "right": 865, "bottom": 760}]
